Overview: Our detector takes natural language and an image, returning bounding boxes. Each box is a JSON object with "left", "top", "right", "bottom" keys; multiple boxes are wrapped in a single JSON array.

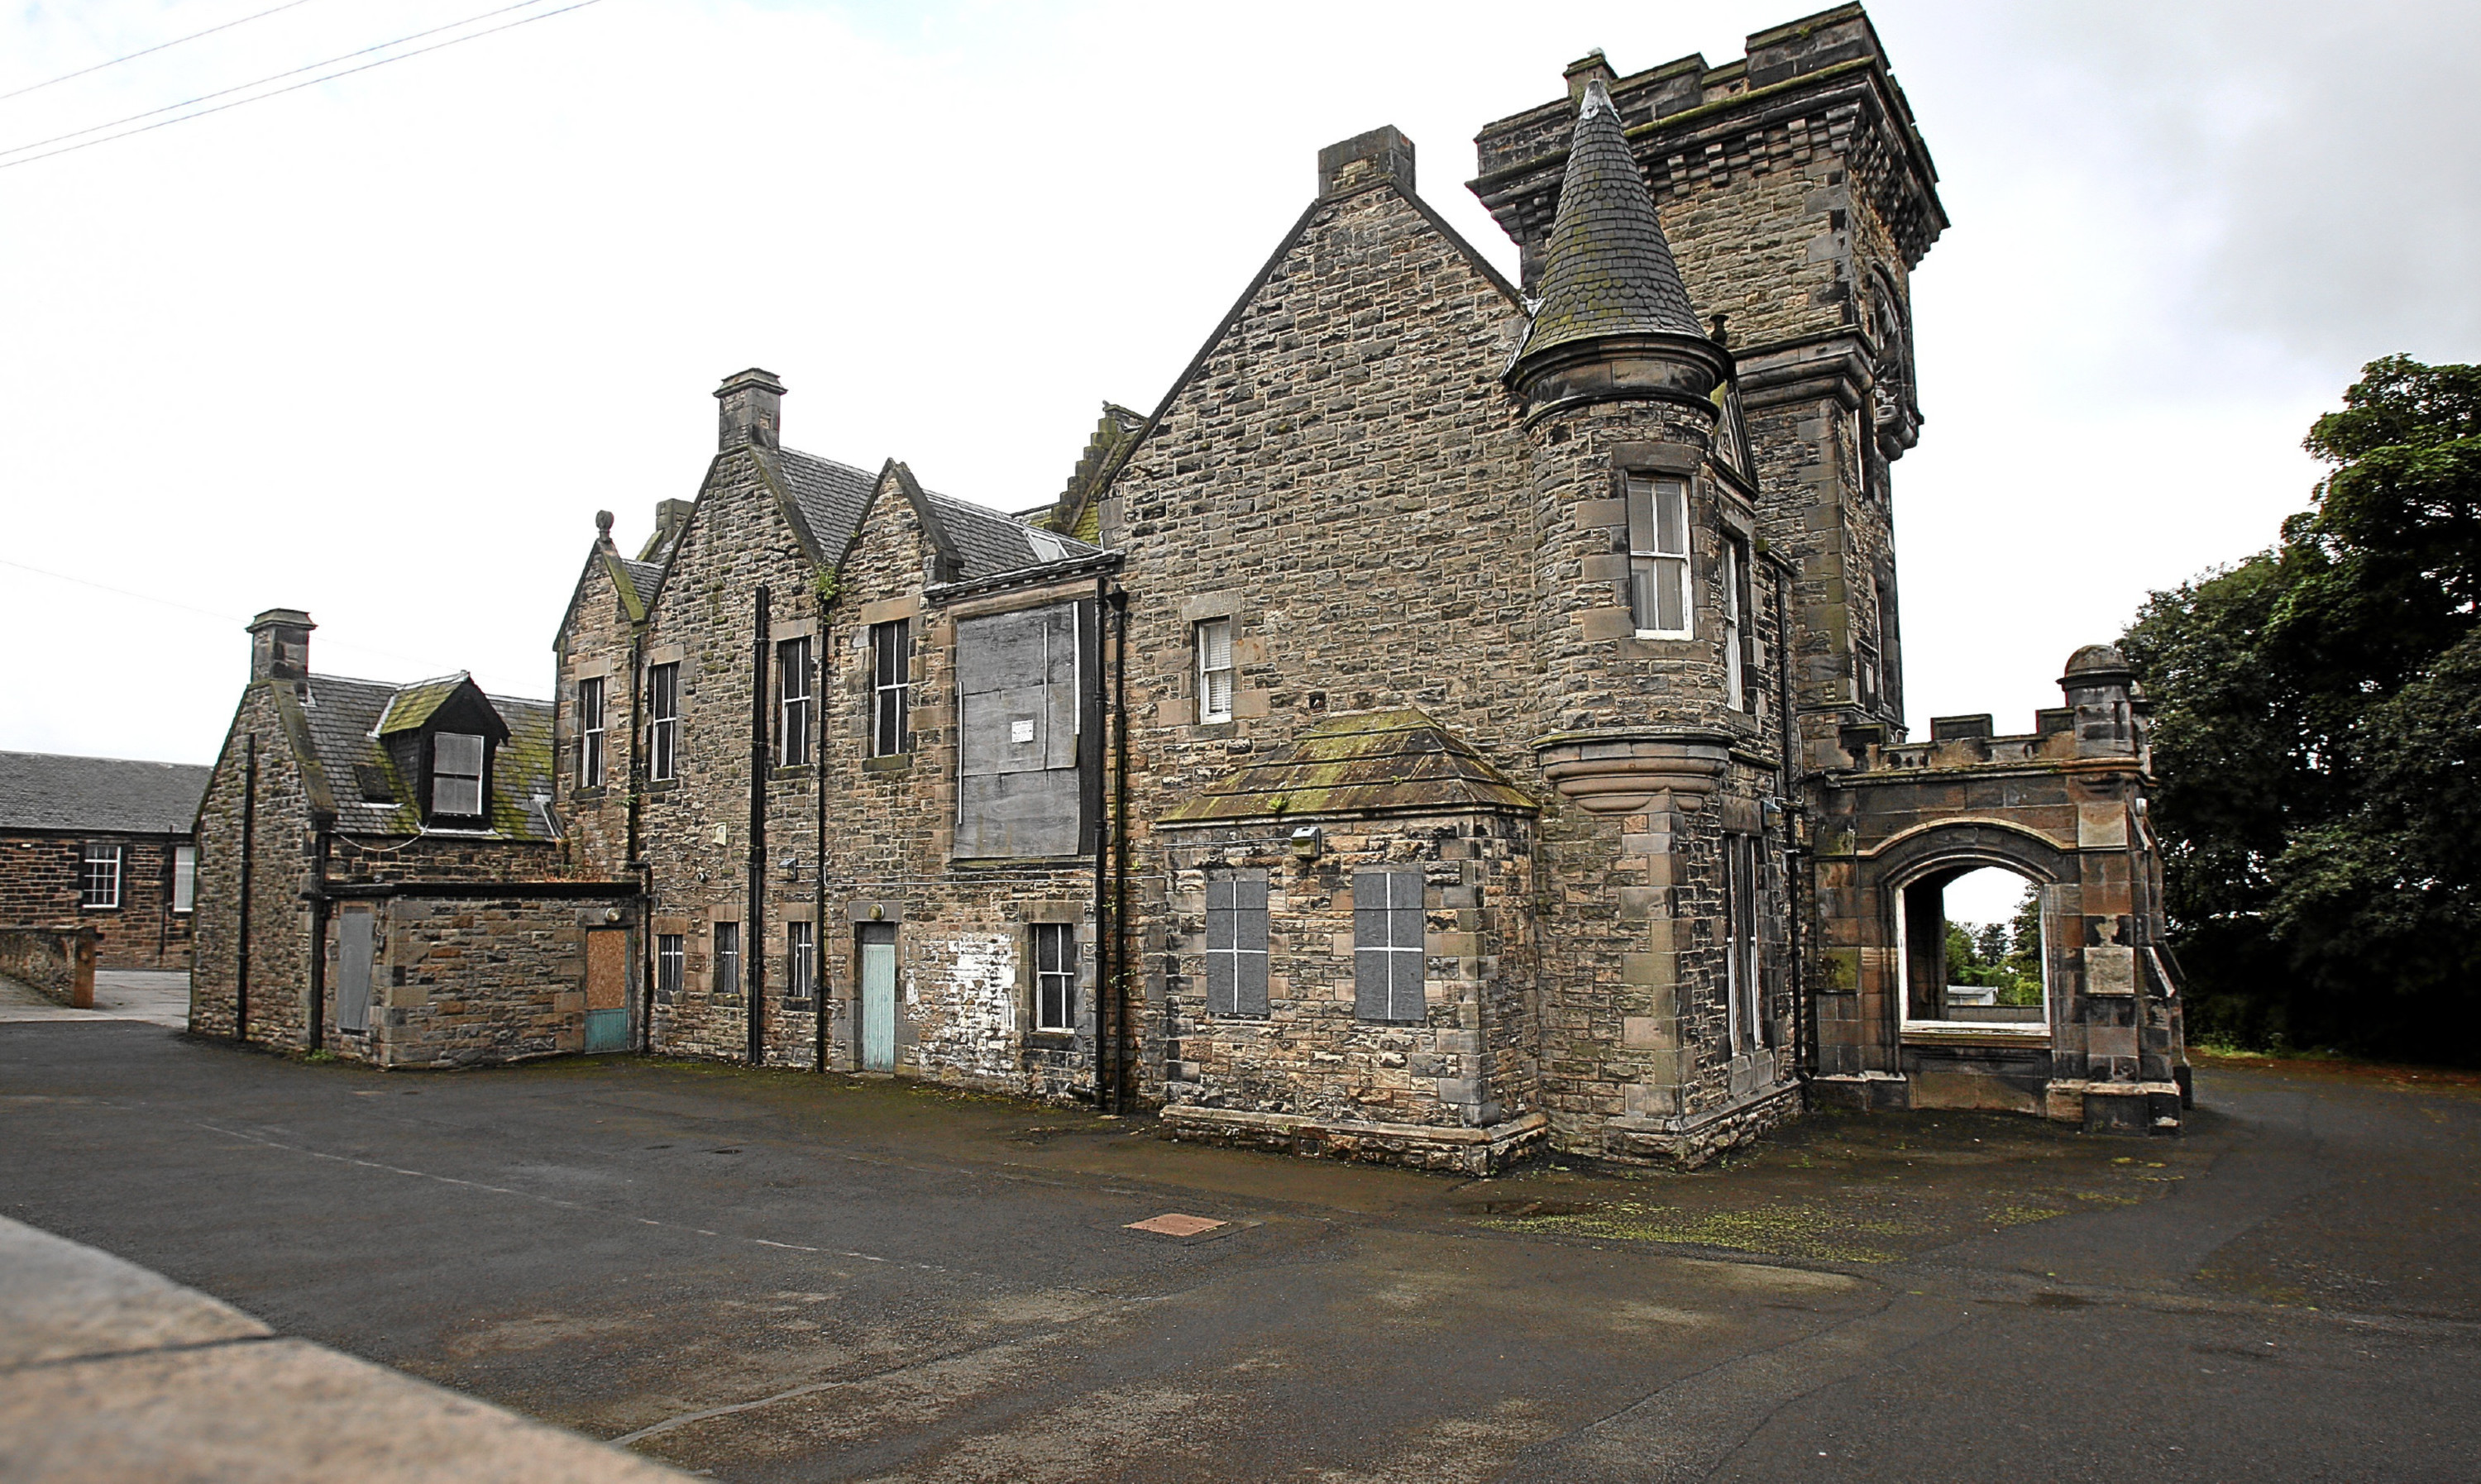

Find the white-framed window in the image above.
[
  {"left": 1724, "top": 833, "right": 1763, "bottom": 1052},
  {"left": 647, "top": 662, "right": 680, "bottom": 780},
  {"left": 1352, "top": 868, "right": 1427, "bottom": 1024},
  {"left": 79, "top": 842, "right": 122, "bottom": 909},
  {"left": 870, "top": 620, "right": 911, "bottom": 756},
  {"left": 778, "top": 637, "right": 812, "bottom": 766},
  {"left": 1722, "top": 536, "right": 1752, "bottom": 711},
  {"left": 430, "top": 733, "right": 485, "bottom": 818},
  {"left": 1032, "top": 922, "right": 1075, "bottom": 1032},
  {"left": 1203, "top": 871, "right": 1268, "bottom": 1017},
  {"left": 1195, "top": 618, "right": 1234, "bottom": 723},
  {"left": 713, "top": 921, "right": 741, "bottom": 999},
  {"left": 1626, "top": 474, "right": 1693, "bottom": 637},
  {"left": 171, "top": 844, "right": 196, "bottom": 914},
  {"left": 786, "top": 920, "right": 816, "bottom": 1002},
  {"left": 578, "top": 675, "right": 606, "bottom": 787},
  {"left": 657, "top": 933, "right": 684, "bottom": 1000}
]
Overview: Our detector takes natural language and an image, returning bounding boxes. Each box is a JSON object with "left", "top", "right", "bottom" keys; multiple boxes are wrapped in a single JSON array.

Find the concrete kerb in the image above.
[{"left": 0, "top": 1216, "right": 689, "bottom": 1483}]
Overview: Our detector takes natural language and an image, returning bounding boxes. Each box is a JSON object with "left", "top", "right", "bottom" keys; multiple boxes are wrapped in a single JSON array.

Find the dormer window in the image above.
[{"left": 430, "top": 732, "right": 487, "bottom": 819}]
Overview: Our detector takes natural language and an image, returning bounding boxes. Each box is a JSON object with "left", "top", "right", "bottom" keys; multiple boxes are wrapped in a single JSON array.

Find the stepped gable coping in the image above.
[{"left": 1159, "top": 708, "right": 1537, "bottom": 825}]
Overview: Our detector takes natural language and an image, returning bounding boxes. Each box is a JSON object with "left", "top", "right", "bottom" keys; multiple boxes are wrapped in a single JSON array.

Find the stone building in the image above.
[
  {"left": 0, "top": 750, "right": 208, "bottom": 976},
  {"left": 193, "top": 3, "right": 2185, "bottom": 1157}
]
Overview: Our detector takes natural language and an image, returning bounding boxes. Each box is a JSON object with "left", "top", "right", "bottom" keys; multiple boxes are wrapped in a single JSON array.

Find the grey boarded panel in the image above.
[
  {"left": 957, "top": 771, "right": 1082, "bottom": 858},
  {"left": 955, "top": 609, "right": 1049, "bottom": 699},
  {"left": 962, "top": 685, "right": 1050, "bottom": 777},
  {"left": 1355, "top": 947, "right": 1389, "bottom": 1021},
  {"left": 337, "top": 911, "right": 374, "bottom": 1035},
  {"left": 1205, "top": 877, "right": 1233, "bottom": 913},
  {"left": 1389, "top": 950, "right": 1427, "bottom": 1023},
  {"left": 1237, "top": 947, "right": 1269, "bottom": 1018},
  {"left": 1206, "top": 947, "right": 1235, "bottom": 1016}
]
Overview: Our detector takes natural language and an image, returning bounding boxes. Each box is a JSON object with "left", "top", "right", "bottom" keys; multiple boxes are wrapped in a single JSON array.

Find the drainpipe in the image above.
[
  {"left": 1772, "top": 565, "right": 1808, "bottom": 1084},
  {"left": 1107, "top": 581, "right": 1131, "bottom": 1113},
  {"left": 748, "top": 585, "right": 771, "bottom": 1068},
  {"left": 629, "top": 626, "right": 653, "bottom": 1054},
  {"left": 1089, "top": 578, "right": 1112, "bottom": 1109},
  {"left": 829, "top": 588, "right": 849, "bottom": 1076},
  {"left": 236, "top": 733, "right": 256, "bottom": 1043},
  {"left": 305, "top": 828, "right": 330, "bottom": 1051}
]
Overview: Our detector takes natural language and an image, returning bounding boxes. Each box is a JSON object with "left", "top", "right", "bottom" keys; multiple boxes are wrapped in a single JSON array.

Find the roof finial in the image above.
[{"left": 595, "top": 509, "right": 614, "bottom": 537}]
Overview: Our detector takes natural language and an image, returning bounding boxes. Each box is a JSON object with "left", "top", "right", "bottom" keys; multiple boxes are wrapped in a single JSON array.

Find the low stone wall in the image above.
[
  {"left": 1160, "top": 1106, "right": 1548, "bottom": 1176},
  {"left": 0, "top": 927, "right": 96, "bottom": 1009}
]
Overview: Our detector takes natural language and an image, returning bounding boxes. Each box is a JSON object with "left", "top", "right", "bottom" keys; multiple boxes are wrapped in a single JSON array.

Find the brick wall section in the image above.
[{"left": 0, "top": 831, "right": 194, "bottom": 970}]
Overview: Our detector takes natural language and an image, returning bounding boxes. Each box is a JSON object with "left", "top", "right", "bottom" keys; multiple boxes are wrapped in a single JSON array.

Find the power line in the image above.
[
  {"left": 0, "top": 557, "right": 457, "bottom": 675},
  {"left": 0, "top": 0, "right": 603, "bottom": 172},
  {"left": 0, "top": 0, "right": 327, "bottom": 104}
]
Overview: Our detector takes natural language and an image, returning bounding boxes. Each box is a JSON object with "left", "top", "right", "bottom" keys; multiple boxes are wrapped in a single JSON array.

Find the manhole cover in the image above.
[{"left": 1125, "top": 1213, "right": 1226, "bottom": 1237}]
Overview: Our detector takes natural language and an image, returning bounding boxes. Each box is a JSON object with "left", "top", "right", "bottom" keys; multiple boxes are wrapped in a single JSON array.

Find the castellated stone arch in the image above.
[{"left": 1863, "top": 819, "right": 2071, "bottom": 1043}]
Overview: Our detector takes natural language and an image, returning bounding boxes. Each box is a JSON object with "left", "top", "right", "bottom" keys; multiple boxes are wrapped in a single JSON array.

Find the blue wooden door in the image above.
[
  {"left": 584, "top": 929, "right": 629, "bottom": 1052},
  {"left": 858, "top": 926, "right": 896, "bottom": 1071}
]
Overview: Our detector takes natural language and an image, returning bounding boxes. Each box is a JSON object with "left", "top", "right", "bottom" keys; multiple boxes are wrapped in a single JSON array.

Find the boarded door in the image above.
[
  {"left": 337, "top": 909, "right": 374, "bottom": 1035},
  {"left": 858, "top": 924, "right": 896, "bottom": 1072},
  {"left": 954, "top": 604, "right": 1088, "bottom": 858},
  {"left": 584, "top": 929, "right": 629, "bottom": 1052}
]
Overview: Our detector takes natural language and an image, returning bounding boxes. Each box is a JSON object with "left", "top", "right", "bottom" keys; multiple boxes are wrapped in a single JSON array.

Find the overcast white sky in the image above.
[{"left": 5, "top": 0, "right": 2475, "bottom": 818}]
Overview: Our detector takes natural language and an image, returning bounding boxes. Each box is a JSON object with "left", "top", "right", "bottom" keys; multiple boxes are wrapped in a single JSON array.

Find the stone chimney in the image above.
[
  {"left": 1564, "top": 48, "right": 1618, "bottom": 103},
  {"left": 1317, "top": 126, "right": 1415, "bottom": 198},
  {"left": 715, "top": 367, "right": 785, "bottom": 451},
  {"left": 247, "top": 608, "right": 313, "bottom": 682}
]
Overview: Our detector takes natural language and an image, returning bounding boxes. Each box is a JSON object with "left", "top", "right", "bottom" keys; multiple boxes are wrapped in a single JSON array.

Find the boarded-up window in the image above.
[
  {"left": 431, "top": 733, "right": 485, "bottom": 818},
  {"left": 1626, "top": 475, "right": 1691, "bottom": 636},
  {"left": 337, "top": 909, "right": 374, "bottom": 1035},
  {"left": 1353, "top": 869, "right": 1427, "bottom": 1023},
  {"left": 1204, "top": 872, "right": 1268, "bottom": 1017},
  {"left": 954, "top": 603, "right": 1088, "bottom": 858}
]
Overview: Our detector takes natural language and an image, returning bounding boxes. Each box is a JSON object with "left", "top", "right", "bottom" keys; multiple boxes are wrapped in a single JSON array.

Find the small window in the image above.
[
  {"left": 657, "top": 933, "right": 684, "bottom": 1000},
  {"left": 172, "top": 844, "right": 196, "bottom": 914},
  {"left": 713, "top": 921, "right": 741, "bottom": 999},
  {"left": 1722, "top": 537, "right": 1752, "bottom": 711},
  {"left": 1353, "top": 868, "right": 1427, "bottom": 1023},
  {"left": 1204, "top": 873, "right": 1268, "bottom": 1017},
  {"left": 647, "top": 662, "right": 680, "bottom": 780},
  {"left": 430, "top": 733, "right": 485, "bottom": 818},
  {"left": 1195, "top": 618, "right": 1234, "bottom": 723},
  {"left": 1626, "top": 474, "right": 1692, "bottom": 637},
  {"left": 1032, "top": 922, "right": 1076, "bottom": 1032},
  {"left": 79, "top": 842, "right": 122, "bottom": 909},
  {"left": 870, "top": 620, "right": 912, "bottom": 757},
  {"left": 578, "top": 675, "right": 606, "bottom": 787},
  {"left": 1724, "top": 833, "right": 1763, "bottom": 1052},
  {"left": 778, "top": 637, "right": 812, "bottom": 766},
  {"left": 786, "top": 920, "right": 816, "bottom": 1003}
]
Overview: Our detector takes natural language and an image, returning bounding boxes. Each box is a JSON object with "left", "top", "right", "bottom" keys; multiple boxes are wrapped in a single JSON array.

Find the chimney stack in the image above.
[
  {"left": 1317, "top": 126, "right": 1415, "bottom": 198},
  {"left": 715, "top": 367, "right": 785, "bottom": 451},
  {"left": 247, "top": 608, "right": 313, "bottom": 682}
]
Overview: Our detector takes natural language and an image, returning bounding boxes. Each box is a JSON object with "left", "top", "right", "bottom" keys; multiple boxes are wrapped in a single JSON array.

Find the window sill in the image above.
[
  {"left": 863, "top": 754, "right": 912, "bottom": 775},
  {"left": 949, "top": 854, "right": 1092, "bottom": 870},
  {"left": 645, "top": 780, "right": 680, "bottom": 794},
  {"left": 1631, "top": 630, "right": 1695, "bottom": 643},
  {"left": 1191, "top": 719, "right": 1238, "bottom": 738},
  {"left": 772, "top": 766, "right": 815, "bottom": 782},
  {"left": 1024, "top": 1029, "right": 1078, "bottom": 1047},
  {"left": 78, "top": 904, "right": 119, "bottom": 913},
  {"left": 571, "top": 785, "right": 607, "bottom": 801}
]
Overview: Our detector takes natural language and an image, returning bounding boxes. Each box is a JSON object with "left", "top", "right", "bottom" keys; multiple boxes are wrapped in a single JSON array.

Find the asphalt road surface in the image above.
[{"left": 3, "top": 1024, "right": 2476, "bottom": 1482}]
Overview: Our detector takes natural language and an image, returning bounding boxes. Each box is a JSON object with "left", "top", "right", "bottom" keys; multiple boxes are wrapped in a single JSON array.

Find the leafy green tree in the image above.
[{"left": 2122, "top": 356, "right": 2481, "bottom": 1060}]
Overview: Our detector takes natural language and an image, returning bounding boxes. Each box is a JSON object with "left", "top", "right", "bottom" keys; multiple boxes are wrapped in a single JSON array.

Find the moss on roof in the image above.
[
  {"left": 375, "top": 674, "right": 475, "bottom": 735},
  {"left": 1159, "top": 709, "right": 1535, "bottom": 824}
]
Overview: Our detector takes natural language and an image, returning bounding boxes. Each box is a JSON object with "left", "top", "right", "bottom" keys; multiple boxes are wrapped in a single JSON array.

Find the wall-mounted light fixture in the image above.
[{"left": 1289, "top": 826, "right": 1323, "bottom": 862}]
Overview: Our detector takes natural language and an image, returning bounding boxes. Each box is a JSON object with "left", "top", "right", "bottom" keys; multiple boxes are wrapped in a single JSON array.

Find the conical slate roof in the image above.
[{"left": 1517, "top": 79, "right": 1704, "bottom": 365}]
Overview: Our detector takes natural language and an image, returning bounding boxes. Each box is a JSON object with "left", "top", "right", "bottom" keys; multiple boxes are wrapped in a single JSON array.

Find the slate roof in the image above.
[
  {"left": 616, "top": 557, "right": 662, "bottom": 603},
  {"left": 0, "top": 752, "right": 211, "bottom": 834},
  {"left": 1159, "top": 709, "right": 1536, "bottom": 823},
  {"left": 1517, "top": 79, "right": 1704, "bottom": 365},
  {"left": 293, "top": 674, "right": 559, "bottom": 841},
  {"left": 773, "top": 445, "right": 1100, "bottom": 582}
]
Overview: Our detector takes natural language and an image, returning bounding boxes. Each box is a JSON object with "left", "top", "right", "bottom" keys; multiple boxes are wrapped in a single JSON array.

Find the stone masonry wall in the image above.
[
  {"left": 1159, "top": 812, "right": 1537, "bottom": 1133},
  {"left": 557, "top": 546, "right": 641, "bottom": 879},
  {"left": 315, "top": 893, "right": 636, "bottom": 1069},
  {"left": 0, "top": 831, "right": 194, "bottom": 970},
  {"left": 190, "top": 684, "right": 316, "bottom": 1043}
]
